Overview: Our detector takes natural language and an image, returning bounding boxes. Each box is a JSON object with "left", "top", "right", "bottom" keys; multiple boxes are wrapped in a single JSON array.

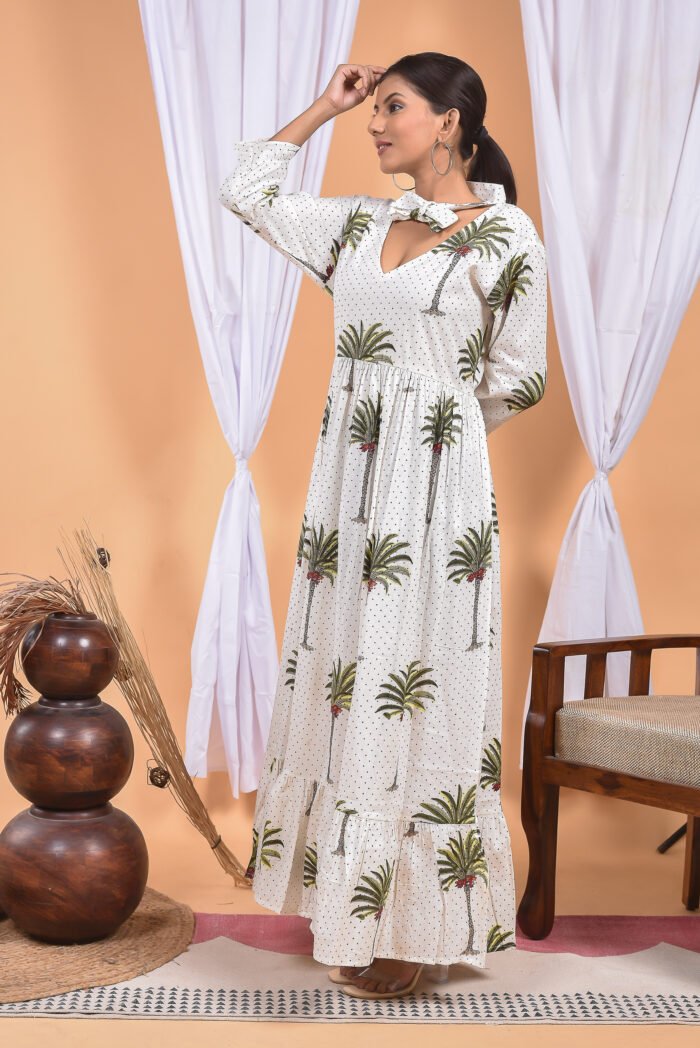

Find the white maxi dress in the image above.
[{"left": 218, "top": 137, "right": 548, "bottom": 969}]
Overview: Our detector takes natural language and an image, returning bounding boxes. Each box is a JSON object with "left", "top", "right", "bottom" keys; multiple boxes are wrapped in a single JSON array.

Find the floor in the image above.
[{"left": 1, "top": 1019, "right": 697, "bottom": 1045}]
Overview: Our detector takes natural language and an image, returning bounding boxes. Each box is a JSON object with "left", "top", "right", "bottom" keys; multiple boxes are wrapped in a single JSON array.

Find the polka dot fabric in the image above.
[{"left": 218, "top": 138, "right": 548, "bottom": 969}]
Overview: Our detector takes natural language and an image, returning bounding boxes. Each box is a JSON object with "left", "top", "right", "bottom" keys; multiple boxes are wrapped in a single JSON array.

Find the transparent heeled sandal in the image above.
[
  {"left": 328, "top": 960, "right": 449, "bottom": 986},
  {"left": 423, "top": 962, "right": 450, "bottom": 984}
]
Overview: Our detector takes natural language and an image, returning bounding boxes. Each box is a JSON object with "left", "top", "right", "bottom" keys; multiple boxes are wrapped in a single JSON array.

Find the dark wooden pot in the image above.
[
  {"left": 4, "top": 696, "right": 134, "bottom": 809},
  {"left": 0, "top": 803, "right": 148, "bottom": 943},
  {"left": 20, "top": 611, "right": 119, "bottom": 698},
  {"left": 0, "top": 611, "right": 149, "bottom": 943}
]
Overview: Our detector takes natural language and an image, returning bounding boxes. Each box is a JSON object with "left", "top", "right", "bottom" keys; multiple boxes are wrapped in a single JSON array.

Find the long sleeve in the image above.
[
  {"left": 474, "top": 213, "right": 548, "bottom": 436},
  {"left": 218, "top": 137, "right": 363, "bottom": 296}
]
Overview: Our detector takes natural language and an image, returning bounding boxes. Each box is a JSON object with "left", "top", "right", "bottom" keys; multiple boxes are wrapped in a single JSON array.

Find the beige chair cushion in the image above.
[{"left": 554, "top": 694, "right": 700, "bottom": 788}]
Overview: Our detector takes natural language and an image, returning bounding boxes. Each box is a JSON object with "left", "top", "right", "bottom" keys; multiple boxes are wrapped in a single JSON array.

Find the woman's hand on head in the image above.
[{"left": 321, "top": 64, "right": 387, "bottom": 115}]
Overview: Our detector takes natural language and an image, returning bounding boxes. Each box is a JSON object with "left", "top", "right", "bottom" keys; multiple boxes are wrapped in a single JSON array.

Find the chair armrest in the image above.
[{"left": 534, "top": 634, "right": 700, "bottom": 658}]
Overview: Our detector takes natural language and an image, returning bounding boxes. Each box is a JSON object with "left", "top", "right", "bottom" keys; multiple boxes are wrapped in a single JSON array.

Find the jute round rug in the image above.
[{"left": 0, "top": 885, "right": 194, "bottom": 1005}]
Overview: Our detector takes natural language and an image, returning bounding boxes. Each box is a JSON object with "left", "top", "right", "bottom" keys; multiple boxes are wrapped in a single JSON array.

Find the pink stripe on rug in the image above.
[{"left": 191, "top": 912, "right": 700, "bottom": 957}]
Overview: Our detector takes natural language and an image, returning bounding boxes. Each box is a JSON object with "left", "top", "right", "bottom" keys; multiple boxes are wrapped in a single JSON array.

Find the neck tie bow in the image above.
[{"left": 387, "top": 190, "right": 469, "bottom": 233}]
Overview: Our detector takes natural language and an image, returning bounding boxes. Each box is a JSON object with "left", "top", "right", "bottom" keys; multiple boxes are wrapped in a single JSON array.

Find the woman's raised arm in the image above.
[{"left": 218, "top": 65, "right": 385, "bottom": 294}]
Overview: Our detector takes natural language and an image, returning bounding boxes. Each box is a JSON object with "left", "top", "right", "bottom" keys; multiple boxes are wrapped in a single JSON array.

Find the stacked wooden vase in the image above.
[{"left": 0, "top": 611, "right": 148, "bottom": 944}]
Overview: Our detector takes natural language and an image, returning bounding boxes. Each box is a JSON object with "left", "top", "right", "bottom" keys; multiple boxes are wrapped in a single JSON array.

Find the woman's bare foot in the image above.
[
  {"left": 343, "top": 957, "right": 421, "bottom": 992},
  {"left": 338, "top": 965, "right": 365, "bottom": 978}
]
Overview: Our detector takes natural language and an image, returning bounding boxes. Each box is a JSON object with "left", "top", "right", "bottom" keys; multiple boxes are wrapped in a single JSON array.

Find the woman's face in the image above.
[{"left": 367, "top": 74, "right": 457, "bottom": 174}]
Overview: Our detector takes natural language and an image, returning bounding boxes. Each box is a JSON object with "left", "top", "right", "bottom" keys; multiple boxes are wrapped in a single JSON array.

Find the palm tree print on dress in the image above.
[
  {"left": 501, "top": 372, "right": 547, "bottom": 416},
  {"left": 305, "top": 779, "right": 319, "bottom": 816},
  {"left": 337, "top": 321, "right": 395, "bottom": 392},
  {"left": 491, "top": 490, "right": 499, "bottom": 535},
  {"left": 412, "top": 208, "right": 445, "bottom": 233},
  {"left": 480, "top": 736, "right": 502, "bottom": 791},
  {"left": 363, "top": 531, "right": 413, "bottom": 593},
  {"left": 326, "top": 202, "right": 375, "bottom": 286},
  {"left": 244, "top": 827, "right": 258, "bottom": 880},
  {"left": 296, "top": 512, "right": 310, "bottom": 568},
  {"left": 255, "top": 188, "right": 373, "bottom": 294},
  {"left": 480, "top": 248, "right": 547, "bottom": 413},
  {"left": 447, "top": 520, "right": 493, "bottom": 650},
  {"left": 303, "top": 844, "right": 318, "bottom": 888},
  {"left": 406, "top": 783, "right": 477, "bottom": 838},
  {"left": 421, "top": 215, "right": 514, "bottom": 317},
  {"left": 436, "top": 829, "right": 489, "bottom": 955},
  {"left": 350, "top": 392, "right": 382, "bottom": 523},
  {"left": 321, "top": 394, "right": 332, "bottom": 442},
  {"left": 332, "top": 800, "right": 358, "bottom": 856},
  {"left": 421, "top": 393, "right": 463, "bottom": 525},
  {"left": 376, "top": 660, "right": 438, "bottom": 791},
  {"left": 284, "top": 648, "right": 298, "bottom": 691},
  {"left": 486, "top": 246, "right": 534, "bottom": 339},
  {"left": 326, "top": 657, "right": 357, "bottom": 784},
  {"left": 457, "top": 326, "right": 489, "bottom": 384},
  {"left": 350, "top": 859, "right": 395, "bottom": 962},
  {"left": 247, "top": 819, "right": 284, "bottom": 882},
  {"left": 487, "top": 923, "right": 516, "bottom": 951},
  {"left": 299, "top": 523, "right": 339, "bottom": 650}
]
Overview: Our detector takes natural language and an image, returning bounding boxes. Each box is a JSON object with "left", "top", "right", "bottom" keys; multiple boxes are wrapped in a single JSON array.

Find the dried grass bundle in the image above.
[
  {"left": 0, "top": 573, "right": 87, "bottom": 716},
  {"left": 0, "top": 523, "right": 251, "bottom": 892},
  {"left": 56, "top": 524, "right": 251, "bottom": 891}
]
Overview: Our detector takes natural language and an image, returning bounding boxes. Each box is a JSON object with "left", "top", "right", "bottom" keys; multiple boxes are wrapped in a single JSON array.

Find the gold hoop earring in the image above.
[
  {"left": 391, "top": 172, "right": 416, "bottom": 190},
  {"left": 431, "top": 139, "right": 453, "bottom": 176}
]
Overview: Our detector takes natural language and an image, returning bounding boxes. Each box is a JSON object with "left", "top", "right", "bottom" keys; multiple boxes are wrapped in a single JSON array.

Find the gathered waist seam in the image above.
[{"left": 333, "top": 355, "right": 478, "bottom": 401}]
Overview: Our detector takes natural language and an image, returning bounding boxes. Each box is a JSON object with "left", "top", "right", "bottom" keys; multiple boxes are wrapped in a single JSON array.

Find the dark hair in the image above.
[{"left": 376, "top": 52, "right": 517, "bottom": 205}]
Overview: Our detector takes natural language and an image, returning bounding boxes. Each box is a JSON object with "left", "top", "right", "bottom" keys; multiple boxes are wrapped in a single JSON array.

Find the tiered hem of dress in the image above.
[{"left": 247, "top": 762, "right": 517, "bottom": 968}]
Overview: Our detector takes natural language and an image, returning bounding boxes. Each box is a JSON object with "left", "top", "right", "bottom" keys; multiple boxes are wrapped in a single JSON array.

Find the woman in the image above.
[{"left": 219, "top": 52, "right": 548, "bottom": 1000}]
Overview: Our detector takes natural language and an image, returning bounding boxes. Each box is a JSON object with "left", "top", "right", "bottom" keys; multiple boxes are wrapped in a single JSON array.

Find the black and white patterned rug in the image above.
[{"left": 0, "top": 935, "right": 698, "bottom": 1023}]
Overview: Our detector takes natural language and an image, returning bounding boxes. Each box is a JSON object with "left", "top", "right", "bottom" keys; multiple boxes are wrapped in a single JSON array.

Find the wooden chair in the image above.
[{"left": 518, "top": 633, "right": 700, "bottom": 939}]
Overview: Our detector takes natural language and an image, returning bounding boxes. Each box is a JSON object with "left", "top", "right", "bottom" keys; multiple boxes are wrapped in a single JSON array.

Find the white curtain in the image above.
[
  {"left": 138, "top": 0, "right": 360, "bottom": 796},
  {"left": 518, "top": 0, "right": 700, "bottom": 764}
]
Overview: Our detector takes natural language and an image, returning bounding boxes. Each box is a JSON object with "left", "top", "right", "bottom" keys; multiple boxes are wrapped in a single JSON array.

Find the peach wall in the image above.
[{"left": 1, "top": 0, "right": 698, "bottom": 946}]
